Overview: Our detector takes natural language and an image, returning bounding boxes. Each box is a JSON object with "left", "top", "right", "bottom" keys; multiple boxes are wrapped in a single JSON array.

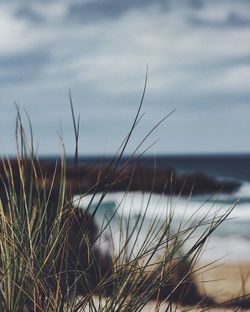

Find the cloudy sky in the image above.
[{"left": 0, "top": 0, "right": 250, "bottom": 155}]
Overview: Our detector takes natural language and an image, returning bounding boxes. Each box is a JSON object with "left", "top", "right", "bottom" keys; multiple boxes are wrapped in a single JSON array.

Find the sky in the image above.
[{"left": 0, "top": 0, "right": 250, "bottom": 156}]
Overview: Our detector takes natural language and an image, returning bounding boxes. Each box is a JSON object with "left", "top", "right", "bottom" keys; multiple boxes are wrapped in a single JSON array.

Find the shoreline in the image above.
[
  {"left": 197, "top": 262, "right": 250, "bottom": 304},
  {"left": 82, "top": 262, "right": 250, "bottom": 311},
  {"left": 141, "top": 262, "right": 250, "bottom": 311}
]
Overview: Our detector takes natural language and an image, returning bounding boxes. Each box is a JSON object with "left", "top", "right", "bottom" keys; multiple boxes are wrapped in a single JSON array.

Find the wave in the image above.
[
  {"left": 76, "top": 191, "right": 250, "bottom": 220},
  {"left": 199, "top": 235, "right": 250, "bottom": 263},
  {"left": 75, "top": 191, "right": 250, "bottom": 263},
  {"left": 234, "top": 181, "right": 250, "bottom": 199}
]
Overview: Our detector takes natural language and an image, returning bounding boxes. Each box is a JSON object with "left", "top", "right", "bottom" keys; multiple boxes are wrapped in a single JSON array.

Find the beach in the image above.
[
  {"left": 139, "top": 263, "right": 250, "bottom": 311},
  {"left": 79, "top": 187, "right": 250, "bottom": 311},
  {"left": 197, "top": 263, "right": 250, "bottom": 304},
  {"left": 1, "top": 158, "right": 249, "bottom": 311},
  {"left": 82, "top": 263, "right": 250, "bottom": 311}
]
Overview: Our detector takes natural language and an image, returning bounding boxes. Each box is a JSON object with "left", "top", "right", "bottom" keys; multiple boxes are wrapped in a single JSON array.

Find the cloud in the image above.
[
  {"left": 189, "top": 12, "right": 250, "bottom": 28},
  {"left": 0, "top": 0, "right": 250, "bottom": 154},
  {"left": 14, "top": 2, "right": 68, "bottom": 23},
  {"left": 0, "top": 50, "right": 50, "bottom": 88},
  {"left": 67, "top": 0, "right": 169, "bottom": 22},
  {"left": 1, "top": 1, "right": 250, "bottom": 97},
  {"left": 201, "top": 65, "right": 250, "bottom": 93},
  {"left": 0, "top": 50, "right": 50, "bottom": 70}
]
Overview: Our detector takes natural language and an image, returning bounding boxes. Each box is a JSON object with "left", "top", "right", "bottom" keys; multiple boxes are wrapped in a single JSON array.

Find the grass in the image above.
[{"left": 0, "top": 94, "right": 247, "bottom": 311}]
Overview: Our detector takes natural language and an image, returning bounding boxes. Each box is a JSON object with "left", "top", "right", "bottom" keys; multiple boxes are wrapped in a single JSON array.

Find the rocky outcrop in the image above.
[
  {"left": 62, "top": 162, "right": 240, "bottom": 196},
  {"left": 0, "top": 159, "right": 240, "bottom": 204}
]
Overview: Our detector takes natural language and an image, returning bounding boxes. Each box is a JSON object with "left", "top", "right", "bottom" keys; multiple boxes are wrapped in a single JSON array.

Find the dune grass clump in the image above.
[{"left": 0, "top": 99, "right": 244, "bottom": 311}]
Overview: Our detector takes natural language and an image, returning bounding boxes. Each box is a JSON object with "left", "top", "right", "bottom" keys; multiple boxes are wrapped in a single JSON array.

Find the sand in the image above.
[
  {"left": 81, "top": 262, "right": 250, "bottom": 311},
  {"left": 196, "top": 262, "right": 250, "bottom": 303},
  {"left": 143, "top": 262, "right": 250, "bottom": 311}
]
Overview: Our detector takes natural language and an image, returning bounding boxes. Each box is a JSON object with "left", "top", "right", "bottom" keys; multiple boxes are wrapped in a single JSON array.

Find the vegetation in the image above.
[{"left": 0, "top": 93, "right": 246, "bottom": 311}]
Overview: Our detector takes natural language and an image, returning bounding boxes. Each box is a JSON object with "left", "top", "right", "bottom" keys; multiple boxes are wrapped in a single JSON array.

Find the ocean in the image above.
[{"left": 74, "top": 154, "right": 250, "bottom": 264}]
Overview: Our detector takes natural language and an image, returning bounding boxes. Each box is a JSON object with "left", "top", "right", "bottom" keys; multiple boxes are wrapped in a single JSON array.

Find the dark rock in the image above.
[
  {"left": 175, "top": 172, "right": 240, "bottom": 195},
  {"left": 0, "top": 159, "right": 240, "bottom": 212}
]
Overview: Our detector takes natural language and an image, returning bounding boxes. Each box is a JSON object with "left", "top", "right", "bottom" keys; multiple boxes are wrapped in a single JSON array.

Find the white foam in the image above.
[
  {"left": 76, "top": 192, "right": 250, "bottom": 263},
  {"left": 77, "top": 192, "right": 229, "bottom": 219},
  {"left": 200, "top": 236, "right": 250, "bottom": 263},
  {"left": 235, "top": 182, "right": 250, "bottom": 199}
]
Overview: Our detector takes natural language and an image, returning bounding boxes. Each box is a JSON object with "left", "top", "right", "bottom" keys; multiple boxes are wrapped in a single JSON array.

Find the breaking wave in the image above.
[{"left": 75, "top": 191, "right": 250, "bottom": 263}]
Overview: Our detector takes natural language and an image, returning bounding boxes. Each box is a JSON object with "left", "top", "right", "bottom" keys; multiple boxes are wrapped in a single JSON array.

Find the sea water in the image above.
[{"left": 75, "top": 154, "right": 250, "bottom": 264}]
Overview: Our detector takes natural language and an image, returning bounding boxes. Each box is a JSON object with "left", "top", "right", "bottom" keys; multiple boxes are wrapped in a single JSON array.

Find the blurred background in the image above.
[
  {"left": 0, "top": 0, "right": 250, "bottom": 155},
  {"left": 0, "top": 0, "right": 250, "bottom": 274},
  {"left": 0, "top": 2, "right": 250, "bottom": 306}
]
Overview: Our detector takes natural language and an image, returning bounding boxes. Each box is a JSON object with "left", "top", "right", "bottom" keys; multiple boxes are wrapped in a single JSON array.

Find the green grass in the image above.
[{"left": 0, "top": 97, "right": 244, "bottom": 312}]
